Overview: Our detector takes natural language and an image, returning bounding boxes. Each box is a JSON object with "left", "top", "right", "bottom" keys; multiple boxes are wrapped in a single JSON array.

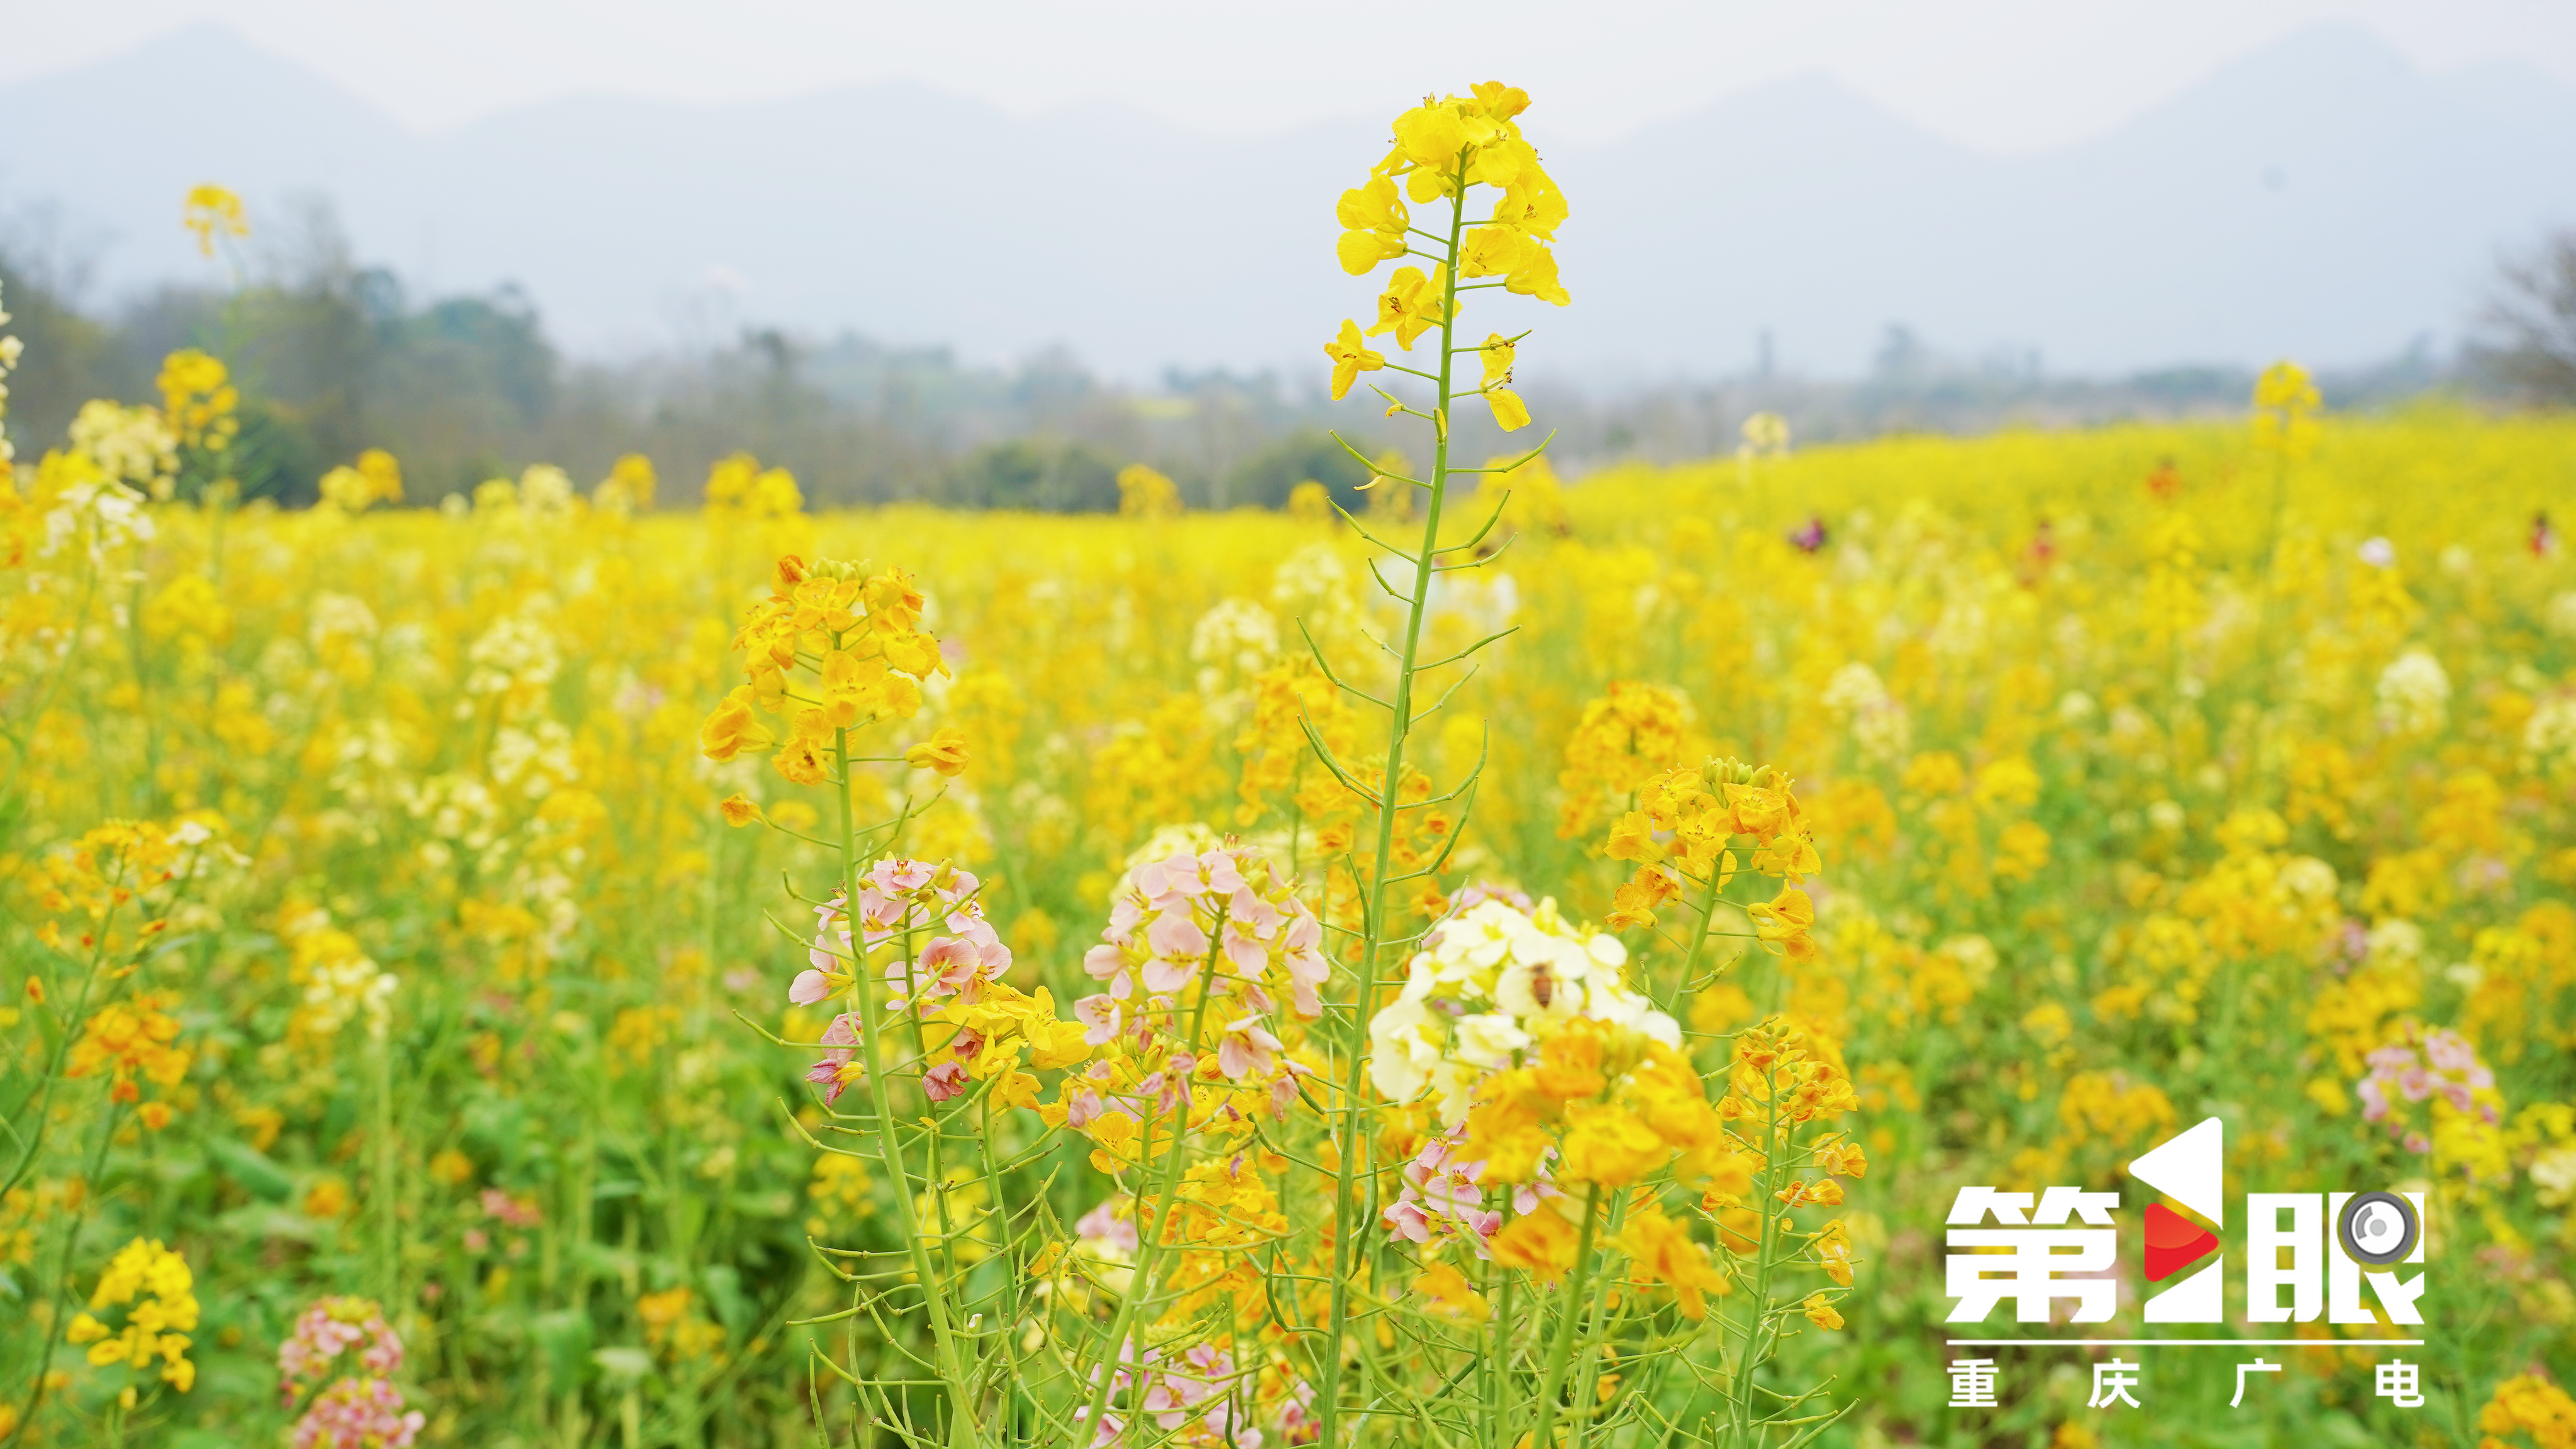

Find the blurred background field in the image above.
[
  {"left": 4, "top": 392, "right": 2574, "bottom": 1443},
  {"left": 8, "top": 4, "right": 2576, "bottom": 1443}
]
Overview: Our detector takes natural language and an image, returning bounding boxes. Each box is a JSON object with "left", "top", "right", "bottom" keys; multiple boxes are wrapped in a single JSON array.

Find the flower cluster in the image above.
[
  {"left": 1699, "top": 1020, "right": 1867, "bottom": 1320},
  {"left": 699, "top": 554, "right": 956, "bottom": 786},
  {"left": 1382, "top": 1122, "right": 1557, "bottom": 1258},
  {"left": 1333, "top": 82, "right": 1567, "bottom": 296},
  {"left": 1323, "top": 80, "right": 1567, "bottom": 431},
  {"left": 276, "top": 1296, "right": 424, "bottom": 1448},
  {"left": 1438, "top": 1017, "right": 1743, "bottom": 1317},
  {"left": 66, "top": 992, "right": 190, "bottom": 1117},
  {"left": 1117, "top": 464, "right": 1182, "bottom": 519},
  {"left": 1463, "top": 1019, "right": 1720, "bottom": 1191},
  {"left": 288, "top": 1379, "right": 426, "bottom": 1449},
  {"left": 2251, "top": 358, "right": 2320, "bottom": 458},
  {"left": 791, "top": 858, "right": 1082, "bottom": 1106},
  {"left": 318, "top": 449, "right": 404, "bottom": 513},
  {"left": 1082, "top": 1341, "right": 1263, "bottom": 1448},
  {"left": 67, "top": 1237, "right": 199, "bottom": 1396},
  {"left": 2361, "top": 1022, "right": 2505, "bottom": 1171},
  {"left": 157, "top": 348, "right": 241, "bottom": 458},
  {"left": 1370, "top": 892, "right": 1677, "bottom": 1126},
  {"left": 2375, "top": 649, "right": 2451, "bottom": 736},
  {"left": 1601, "top": 759, "right": 1819, "bottom": 947},
  {"left": 6, "top": 437, "right": 151, "bottom": 565},
  {"left": 703, "top": 452, "right": 806, "bottom": 516},
  {"left": 27, "top": 814, "right": 232, "bottom": 955},
  {"left": 280, "top": 904, "right": 399, "bottom": 1043},
  {"left": 181, "top": 184, "right": 248, "bottom": 258},
  {"left": 1079, "top": 845, "right": 1330, "bottom": 1040},
  {"left": 792, "top": 858, "right": 1003, "bottom": 1011},
  {"left": 1057, "top": 1156, "right": 1301, "bottom": 1444},
  {"left": 278, "top": 1296, "right": 403, "bottom": 1399},
  {"left": 1050, "top": 844, "right": 1328, "bottom": 1172},
  {"left": 1556, "top": 680, "right": 1696, "bottom": 837},
  {"left": 1379, "top": 1013, "right": 1862, "bottom": 1331},
  {"left": 2476, "top": 1372, "right": 2576, "bottom": 1449},
  {"left": 67, "top": 400, "right": 175, "bottom": 493},
  {"left": 638, "top": 1286, "right": 728, "bottom": 1361},
  {"left": 591, "top": 452, "right": 657, "bottom": 513}
]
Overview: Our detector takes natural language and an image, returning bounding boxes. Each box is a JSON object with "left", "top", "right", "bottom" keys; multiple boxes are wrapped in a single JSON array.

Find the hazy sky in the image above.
[{"left": 9, "top": 0, "right": 2576, "bottom": 151}]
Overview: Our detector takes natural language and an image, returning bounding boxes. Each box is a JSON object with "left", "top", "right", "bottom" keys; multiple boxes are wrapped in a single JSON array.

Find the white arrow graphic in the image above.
[{"left": 2128, "top": 1116, "right": 2224, "bottom": 1228}]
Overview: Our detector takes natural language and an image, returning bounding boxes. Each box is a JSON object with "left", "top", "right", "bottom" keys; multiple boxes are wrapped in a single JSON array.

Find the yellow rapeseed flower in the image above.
[
  {"left": 1366, "top": 264, "right": 1448, "bottom": 352},
  {"left": 181, "top": 184, "right": 247, "bottom": 257},
  {"left": 1334, "top": 173, "right": 1409, "bottom": 275},
  {"left": 1325, "top": 320, "right": 1385, "bottom": 400}
]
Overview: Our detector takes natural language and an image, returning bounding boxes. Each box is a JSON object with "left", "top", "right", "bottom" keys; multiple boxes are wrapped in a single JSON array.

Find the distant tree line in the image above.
[
  {"left": 0, "top": 204, "right": 1404, "bottom": 509},
  {"left": 6, "top": 203, "right": 2556, "bottom": 510}
]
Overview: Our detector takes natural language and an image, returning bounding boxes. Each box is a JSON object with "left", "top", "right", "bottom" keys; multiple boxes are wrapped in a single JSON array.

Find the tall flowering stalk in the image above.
[
  {"left": 1306, "top": 82, "right": 1565, "bottom": 1445},
  {"left": 701, "top": 85, "right": 1871, "bottom": 1449},
  {"left": 1294, "top": 88, "right": 1868, "bottom": 1449},
  {"left": 702, "top": 555, "right": 1002, "bottom": 1443},
  {"left": 4, "top": 821, "right": 232, "bottom": 1444}
]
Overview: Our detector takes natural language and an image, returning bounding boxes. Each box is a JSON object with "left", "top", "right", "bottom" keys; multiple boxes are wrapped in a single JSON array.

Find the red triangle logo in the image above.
[{"left": 2143, "top": 1201, "right": 2219, "bottom": 1282}]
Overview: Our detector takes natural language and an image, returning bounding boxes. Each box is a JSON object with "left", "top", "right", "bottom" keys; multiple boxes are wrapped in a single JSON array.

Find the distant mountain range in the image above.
[{"left": 5, "top": 23, "right": 2574, "bottom": 381}]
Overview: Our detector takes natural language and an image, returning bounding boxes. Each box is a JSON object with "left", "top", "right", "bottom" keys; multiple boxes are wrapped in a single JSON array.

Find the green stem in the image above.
[
  {"left": 1729, "top": 1075, "right": 1787, "bottom": 1443},
  {"left": 1, "top": 911, "right": 122, "bottom": 1202},
  {"left": 3, "top": 1096, "right": 122, "bottom": 1448},
  {"left": 1666, "top": 863, "right": 1731, "bottom": 1017},
  {"left": 1565, "top": 1190, "right": 1629, "bottom": 1449},
  {"left": 833, "top": 728, "right": 979, "bottom": 1446},
  {"left": 1320, "top": 149, "right": 1470, "bottom": 1449},
  {"left": 374, "top": 1033, "right": 398, "bottom": 1306},
  {"left": 126, "top": 572, "right": 161, "bottom": 816},
  {"left": 1529, "top": 1186, "right": 1605, "bottom": 1449}
]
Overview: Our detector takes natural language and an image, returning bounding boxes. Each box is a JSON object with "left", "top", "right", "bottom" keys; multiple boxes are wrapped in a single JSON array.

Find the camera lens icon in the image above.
[{"left": 2336, "top": 1191, "right": 2419, "bottom": 1267}]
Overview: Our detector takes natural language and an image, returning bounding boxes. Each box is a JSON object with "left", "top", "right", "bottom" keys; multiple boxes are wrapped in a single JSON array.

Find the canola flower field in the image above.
[{"left": 6, "top": 84, "right": 2576, "bottom": 1449}]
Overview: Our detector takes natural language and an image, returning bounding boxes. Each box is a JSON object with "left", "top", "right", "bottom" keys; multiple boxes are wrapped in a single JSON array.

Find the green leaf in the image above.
[
  {"left": 531, "top": 1308, "right": 596, "bottom": 1383},
  {"left": 704, "top": 1263, "right": 753, "bottom": 1339},
  {"left": 204, "top": 1137, "right": 294, "bottom": 1202}
]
